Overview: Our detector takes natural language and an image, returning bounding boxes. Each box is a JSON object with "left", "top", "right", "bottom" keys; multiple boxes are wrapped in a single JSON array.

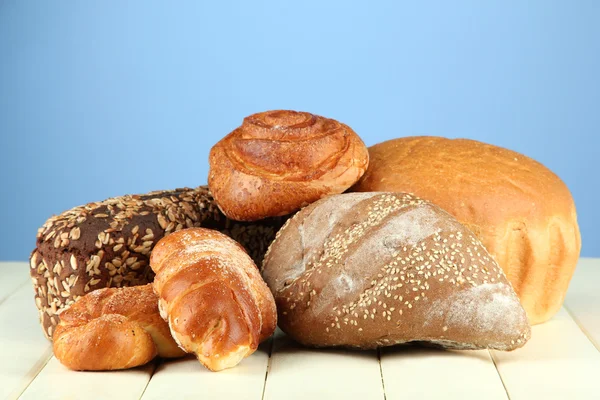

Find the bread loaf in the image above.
[
  {"left": 351, "top": 136, "right": 581, "bottom": 324},
  {"left": 53, "top": 284, "right": 185, "bottom": 371},
  {"left": 208, "top": 110, "right": 369, "bottom": 221},
  {"left": 30, "top": 186, "right": 283, "bottom": 339},
  {"left": 261, "top": 192, "right": 531, "bottom": 350},
  {"left": 150, "top": 228, "right": 277, "bottom": 371}
]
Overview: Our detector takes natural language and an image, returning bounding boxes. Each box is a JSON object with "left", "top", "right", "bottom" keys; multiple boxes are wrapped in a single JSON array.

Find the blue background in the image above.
[{"left": 0, "top": 1, "right": 598, "bottom": 260}]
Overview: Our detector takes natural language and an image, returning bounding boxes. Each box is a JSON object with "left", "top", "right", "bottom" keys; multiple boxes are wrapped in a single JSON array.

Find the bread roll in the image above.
[
  {"left": 261, "top": 192, "right": 531, "bottom": 350},
  {"left": 208, "top": 110, "right": 369, "bottom": 221},
  {"left": 351, "top": 136, "right": 581, "bottom": 324},
  {"left": 53, "top": 284, "right": 185, "bottom": 371},
  {"left": 150, "top": 228, "right": 277, "bottom": 371},
  {"left": 30, "top": 186, "right": 283, "bottom": 340}
]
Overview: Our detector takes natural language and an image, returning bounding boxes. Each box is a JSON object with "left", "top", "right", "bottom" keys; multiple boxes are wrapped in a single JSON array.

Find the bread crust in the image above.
[
  {"left": 30, "top": 186, "right": 283, "bottom": 340},
  {"left": 351, "top": 137, "right": 581, "bottom": 324},
  {"left": 208, "top": 110, "right": 369, "bottom": 221},
  {"left": 150, "top": 228, "right": 277, "bottom": 371},
  {"left": 53, "top": 284, "right": 185, "bottom": 371},
  {"left": 261, "top": 192, "right": 531, "bottom": 350}
]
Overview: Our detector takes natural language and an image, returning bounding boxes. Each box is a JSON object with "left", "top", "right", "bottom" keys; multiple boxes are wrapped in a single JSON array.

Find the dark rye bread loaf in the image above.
[
  {"left": 30, "top": 186, "right": 284, "bottom": 340},
  {"left": 261, "top": 192, "right": 531, "bottom": 351}
]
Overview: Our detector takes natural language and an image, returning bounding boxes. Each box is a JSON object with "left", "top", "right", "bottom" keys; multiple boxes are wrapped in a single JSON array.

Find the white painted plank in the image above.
[
  {"left": 0, "top": 284, "right": 52, "bottom": 400},
  {"left": 142, "top": 340, "right": 270, "bottom": 400},
  {"left": 491, "top": 308, "right": 600, "bottom": 400},
  {"left": 565, "top": 258, "right": 600, "bottom": 350},
  {"left": 381, "top": 346, "right": 507, "bottom": 400},
  {"left": 0, "top": 262, "right": 30, "bottom": 305},
  {"left": 263, "top": 331, "right": 384, "bottom": 400},
  {"left": 19, "top": 357, "right": 155, "bottom": 400}
]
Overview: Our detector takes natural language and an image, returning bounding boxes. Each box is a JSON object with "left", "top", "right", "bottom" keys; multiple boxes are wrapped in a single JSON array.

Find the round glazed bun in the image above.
[
  {"left": 261, "top": 192, "right": 530, "bottom": 351},
  {"left": 208, "top": 110, "right": 369, "bottom": 221},
  {"left": 351, "top": 136, "right": 581, "bottom": 325}
]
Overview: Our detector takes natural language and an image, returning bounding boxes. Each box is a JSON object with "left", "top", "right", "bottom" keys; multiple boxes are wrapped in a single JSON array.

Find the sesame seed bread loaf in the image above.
[
  {"left": 150, "top": 228, "right": 277, "bottom": 371},
  {"left": 30, "top": 186, "right": 284, "bottom": 340},
  {"left": 351, "top": 137, "right": 581, "bottom": 325},
  {"left": 208, "top": 110, "right": 369, "bottom": 221},
  {"left": 53, "top": 284, "right": 185, "bottom": 371},
  {"left": 261, "top": 192, "right": 531, "bottom": 350}
]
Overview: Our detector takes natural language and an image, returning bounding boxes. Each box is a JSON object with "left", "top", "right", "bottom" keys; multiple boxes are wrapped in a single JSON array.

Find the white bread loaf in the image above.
[{"left": 351, "top": 137, "right": 581, "bottom": 325}]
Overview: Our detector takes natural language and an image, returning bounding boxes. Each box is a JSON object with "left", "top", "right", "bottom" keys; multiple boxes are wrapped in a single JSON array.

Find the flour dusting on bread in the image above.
[{"left": 262, "top": 192, "right": 531, "bottom": 350}]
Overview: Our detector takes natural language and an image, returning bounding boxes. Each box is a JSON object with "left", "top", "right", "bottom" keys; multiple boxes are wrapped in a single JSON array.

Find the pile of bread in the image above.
[{"left": 30, "top": 110, "right": 581, "bottom": 372}]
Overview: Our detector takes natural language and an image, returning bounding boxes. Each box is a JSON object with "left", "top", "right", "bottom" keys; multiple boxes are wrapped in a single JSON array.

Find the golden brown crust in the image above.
[
  {"left": 208, "top": 110, "right": 369, "bottom": 221},
  {"left": 150, "top": 228, "right": 277, "bottom": 371},
  {"left": 351, "top": 136, "right": 581, "bottom": 324},
  {"left": 261, "top": 192, "right": 531, "bottom": 350},
  {"left": 53, "top": 284, "right": 185, "bottom": 371}
]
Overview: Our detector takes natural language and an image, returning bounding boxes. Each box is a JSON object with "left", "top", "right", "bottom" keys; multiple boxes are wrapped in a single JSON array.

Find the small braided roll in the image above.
[
  {"left": 53, "top": 284, "right": 185, "bottom": 371},
  {"left": 150, "top": 228, "right": 277, "bottom": 371}
]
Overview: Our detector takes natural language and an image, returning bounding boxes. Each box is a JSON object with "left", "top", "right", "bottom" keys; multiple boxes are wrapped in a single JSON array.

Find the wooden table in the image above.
[{"left": 1, "top": 259, "right": 598, "bottom": 400}]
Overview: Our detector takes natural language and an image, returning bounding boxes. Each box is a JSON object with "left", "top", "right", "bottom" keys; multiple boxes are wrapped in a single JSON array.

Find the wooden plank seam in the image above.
[
  {"left": 136, "top": 360, "right": 160, "bottom": 400},
  {"left": 488, "top": 350, "right": 511, "bottom": 400},
  {"left": 11, "top": 347, "right": 53, "bottom": 400},
  {"left": 0, "top": 279, "right": 30, "bottom": 308},
  {"left": 563, "top": 305, "right": 600, "bottom": 352},
  {"left": 260, "top": 337, "right": 275, "bottom": 400},
  {"left": 377, "top": 348, "right": 387, "bottom": 400}
]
